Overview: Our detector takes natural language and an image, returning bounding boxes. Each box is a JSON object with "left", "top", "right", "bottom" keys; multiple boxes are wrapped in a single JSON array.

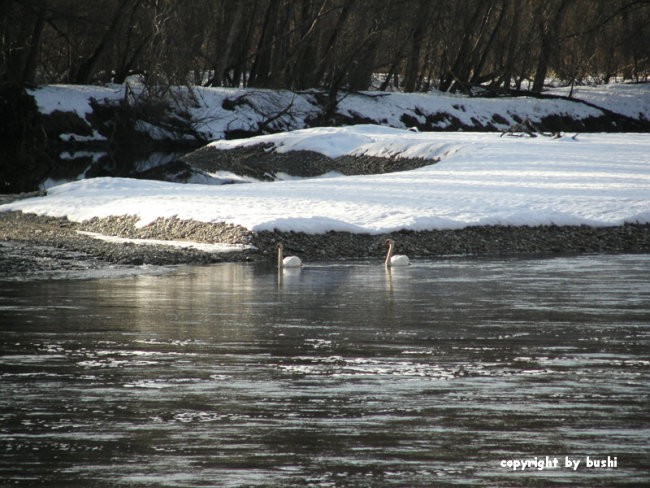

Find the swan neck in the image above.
[
  {"left": 277, "top": 245, "right": 283, "bottom": 269},
  {"left": 385, "top": 242, "right": 394, "bottom": 267}
]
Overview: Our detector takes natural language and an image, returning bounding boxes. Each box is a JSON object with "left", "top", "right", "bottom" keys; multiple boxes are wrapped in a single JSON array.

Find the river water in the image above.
[{"left": 1, "top": 254, "right": 649, "bottom": 487}]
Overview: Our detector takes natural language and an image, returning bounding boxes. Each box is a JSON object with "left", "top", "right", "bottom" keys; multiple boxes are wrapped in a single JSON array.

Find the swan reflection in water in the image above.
[{"left": 277, "top": 242, "right": 302, "bottom": 287}]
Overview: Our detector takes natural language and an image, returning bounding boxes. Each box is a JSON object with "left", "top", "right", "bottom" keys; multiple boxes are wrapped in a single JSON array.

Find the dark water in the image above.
[{"left": 1, "top": 254, "right": 649, "bottom": 487}]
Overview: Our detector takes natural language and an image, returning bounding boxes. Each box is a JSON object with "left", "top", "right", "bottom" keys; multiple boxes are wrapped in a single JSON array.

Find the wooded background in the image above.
[{"left": 2, "top": 0, "right": 649, "bottom": 94}]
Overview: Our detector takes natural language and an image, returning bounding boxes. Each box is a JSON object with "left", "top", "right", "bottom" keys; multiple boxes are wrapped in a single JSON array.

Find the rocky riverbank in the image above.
[
  {"left": 2, "top": 209, "right": 649, "bottom": 279},
  {"left": 182, "top": 142, "right": 441, "bottom": 180}
]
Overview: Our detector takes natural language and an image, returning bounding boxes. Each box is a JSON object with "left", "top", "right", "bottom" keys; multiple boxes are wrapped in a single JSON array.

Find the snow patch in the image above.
[
  {"left": 76, "top": 231, "right": 253, "bottom": 252},
  {"left": 2, "top": 128, "right": 649, "bottom": 235}
]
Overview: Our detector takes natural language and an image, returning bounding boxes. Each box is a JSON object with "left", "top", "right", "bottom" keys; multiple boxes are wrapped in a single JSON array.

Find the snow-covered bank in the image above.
[
  {"left": 6, "top": 81, "right": 648, "bottom": 194},
  {"left": 549, "top": 83, "right": 650, "bottom": 122},
  {"left": 2, "top": 127, "right": 649, "bottom": 237},
  {"left": 31, "top": 82, "right": 650, "bottom": 144}
]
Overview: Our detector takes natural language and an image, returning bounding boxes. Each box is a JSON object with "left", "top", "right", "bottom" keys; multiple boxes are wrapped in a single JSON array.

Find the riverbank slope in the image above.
[
  {"left": 2, "top": 82, "right": 649, "bottom": 192},
  {"left": 2, "top": 210, "right": 650, "bottom": 280},
  {"left": 2, "top": 127, "right": 648, "bottom": 278}
]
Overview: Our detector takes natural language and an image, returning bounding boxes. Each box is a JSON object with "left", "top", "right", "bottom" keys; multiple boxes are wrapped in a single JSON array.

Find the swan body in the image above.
[
  {"left": 282, "top": 255, "right": 302, "bottom": 268},
  {"left": 385, "top": 239, "right": 410, "bottom": 267},
  {"left": 389, "top": 254, "right": 410, "bottom": 267},
  {"left": 277, "top": 243, "right": 302, "bottom": 269}
]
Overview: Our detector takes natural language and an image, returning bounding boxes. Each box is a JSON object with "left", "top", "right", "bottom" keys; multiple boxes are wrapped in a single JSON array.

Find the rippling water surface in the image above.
[{"left": 1, "top": 254, "right": 649, "bottom": 487}]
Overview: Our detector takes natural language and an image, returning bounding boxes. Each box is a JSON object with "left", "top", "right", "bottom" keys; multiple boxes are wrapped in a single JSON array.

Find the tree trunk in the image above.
[
  {"left": 73, "top": 0, "right": 133, "bottom": 84},
  {"left": 20, "top": 0, "right": 46, "bottom": 84},
  {"left": 499, "top": 0, "right": 520, "bottom": 89},
  {"left": 470, "top": 0, "right": 508, "bottom": 85},
  {"left": 112, "top": 1, "right": 147, "bottom": 84},
  {"left": 1, "top": 0, "right": 47, "bottom": 85},
  {"left": 248, "top": 0, "right": 281, "bottom": 87},
  {"left": 207, "top": 0, "right": 245, "bottom": 86},
  {"left": 230, "top": 0, "right": 260, "bottom": 87},
  {"left": 403, "top": 0, "right": 430, "bottom": 92},
  {"left": 312, "top": 0, "right": 356, "bottom": 86},
  {"left": 438, "top": 2, "right": 489, "bottom": 92},
  {"left": 532, "top": 0, "right": 570, "bottom": 93},
  {"left": 285, "top": 0, "right": 328, "bottom": 89}
]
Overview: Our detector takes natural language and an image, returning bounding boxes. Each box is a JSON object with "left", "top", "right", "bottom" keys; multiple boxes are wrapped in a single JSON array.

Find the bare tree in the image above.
[
  {"left": 531, "top": 0, "right": 571, "bottom": 92},
  {"left": 72, "top": 0, "right": 134, "bottom": 84},
  {"left": 1, "top": 0, "right": 47, "bottom": 85},
  {"left": 402, "top": 0, "right": 430, "bottom": 92},
  {"left": 2, "top": 0, "right": 647, "bottom": 93}
]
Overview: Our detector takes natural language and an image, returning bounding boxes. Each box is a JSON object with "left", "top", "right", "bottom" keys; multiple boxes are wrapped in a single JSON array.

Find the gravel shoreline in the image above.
[
  {"left": 182, "top": 143, "right": 440, "bottom": 180},
  {"left": 1, "top": 210, "right": 649, "bottom": 279}
]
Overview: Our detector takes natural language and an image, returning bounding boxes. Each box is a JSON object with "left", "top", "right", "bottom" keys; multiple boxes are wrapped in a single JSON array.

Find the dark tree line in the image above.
[{"left": 2, "top": 0, "right": 649, "bottom": 94}]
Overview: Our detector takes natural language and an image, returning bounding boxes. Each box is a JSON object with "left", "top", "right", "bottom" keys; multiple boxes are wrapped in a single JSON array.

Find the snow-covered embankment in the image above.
[{"left": 2, "top": 125, "right": 649, "bottom": 260}]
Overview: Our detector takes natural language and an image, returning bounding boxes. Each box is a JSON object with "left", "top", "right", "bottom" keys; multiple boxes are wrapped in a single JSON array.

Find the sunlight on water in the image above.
[{"left": 1, "top": 254, "right": 649, "bottom": 487}]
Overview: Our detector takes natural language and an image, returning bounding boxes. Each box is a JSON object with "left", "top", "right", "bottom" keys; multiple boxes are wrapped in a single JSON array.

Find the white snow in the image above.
[
  {"left": 28, "top": 82, "right": 650, "bottom": 142},
  {"left": 29, "top": 84, "right": 124, "bottom": 116},
  {"left": 76, "top": 231, "right": 253, "bottom": 252},
  {"left": 2, "top": 126, "right": 649, "bottom": 236},
  {"left": 548, "top": 83, "right": 650, "bottom": 121},
  {"left": 208, "top": 125, "right": 464, "bottom": 160},
  {"left": 28, "top": 84, "right": 319, "bottom": 141},
  {"left": 337, "top": 90, "right": 605, "bottom": 131}
]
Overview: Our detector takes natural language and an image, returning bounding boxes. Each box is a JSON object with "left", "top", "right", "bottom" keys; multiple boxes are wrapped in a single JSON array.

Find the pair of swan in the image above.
[{"left": 276, "top": 239, "right": 409, "bottom": 269}]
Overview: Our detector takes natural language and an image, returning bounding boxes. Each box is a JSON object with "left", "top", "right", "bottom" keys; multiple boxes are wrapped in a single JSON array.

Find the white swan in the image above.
[
  {"left": 385, "top": 239, "right": 410, "bottom": 267},
  {"left": 277, "top": 243, "right": 302, "bottom": 269}
]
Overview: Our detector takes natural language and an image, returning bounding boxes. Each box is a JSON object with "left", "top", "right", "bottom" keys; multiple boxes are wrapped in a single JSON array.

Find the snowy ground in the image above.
[
  {"left": 2, "top": 126, "right": 649, "bottom": 236},
  {"left": 548, "top": 83, "right": 650, "bottom": 121},
  {"left": 76, "top": 231, "right": 252, "bottom": 252},
  {"left": 31, "top": 82, "right": 650, "bottom": 142}
]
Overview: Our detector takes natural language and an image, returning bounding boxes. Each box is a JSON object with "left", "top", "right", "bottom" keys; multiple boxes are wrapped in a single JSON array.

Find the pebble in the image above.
[{"left": 1, "top": 211, "right": 649, "bottom": 279}]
